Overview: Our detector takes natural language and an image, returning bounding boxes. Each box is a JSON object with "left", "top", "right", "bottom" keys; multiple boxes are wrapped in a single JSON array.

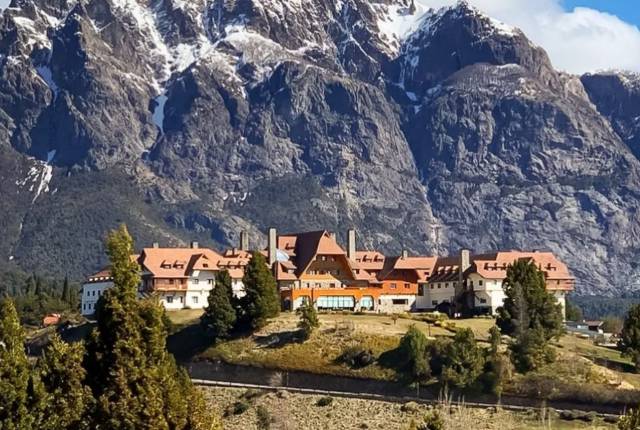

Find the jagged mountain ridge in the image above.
[{"left": 0, "top": 0, "right": 639, "bottom": 295}]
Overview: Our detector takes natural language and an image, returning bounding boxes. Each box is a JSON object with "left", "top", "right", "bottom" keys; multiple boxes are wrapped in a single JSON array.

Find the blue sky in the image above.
[{"left": 563, "top": 0, "right": 640, "bottom": 28}]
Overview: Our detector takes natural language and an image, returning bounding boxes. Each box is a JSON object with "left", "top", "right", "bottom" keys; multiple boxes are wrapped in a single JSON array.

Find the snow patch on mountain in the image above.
[{"left": 35, "top": 65, "right": 60, "bottom": 100}]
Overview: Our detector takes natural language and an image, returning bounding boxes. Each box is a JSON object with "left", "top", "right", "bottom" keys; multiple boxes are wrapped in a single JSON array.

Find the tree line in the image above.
[
  {"left": 0, "top": 225, "right": 221, "bottom": 429},
  {"left": 388, "top": 259, "right": 564, "bottom": 395},
  {"left": 0, "top": 269, "right": 79, "bottom": 326}
]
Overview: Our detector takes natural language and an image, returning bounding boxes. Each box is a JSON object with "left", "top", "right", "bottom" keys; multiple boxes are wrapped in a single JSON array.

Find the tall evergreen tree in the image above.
[
  {"left": 36, "top": 334, "right": 93, "bottom": 430},
  {"left": 241, "top": 252, "right": 280, "bottom": 330},
  {"left": 201, "top": 270, "right": 237, "bottom": 341},
  {"left": 620, "top": 304, "right": 640, "bottom": 370},
  {"left": 84, "top": 224, "right": 221, "bottom": 429},
  {"left": 61, "top": 276, "right": 70, "bottom": 304},
  {"left": 398, "top": 325, "right": 430, "bottom": 384},
  {"left": 0, "top": 299, "right": 34, "bottom": 429},
  {"left": 439, "top": 328, "right": 485, "bottom": 388},
  {"left": 496, "top": 259, "right": 563, "bottom": 340}
]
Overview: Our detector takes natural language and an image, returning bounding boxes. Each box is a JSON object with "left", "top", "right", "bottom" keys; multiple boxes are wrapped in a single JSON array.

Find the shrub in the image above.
[
  {"left": 337, "top": 345, "right": 375, "bottom": 369},
  {"left": 256, "top": 405, "right": 272, "bottom": 430},
  {"left": 231, "top": 401, "right": 250, "bottom": 415},
  {"left": 316, "top": 396, "right": 334, "bottom": 407},
  {"left": 419, "top": 410, "right": 445, "bottom": 430},
  {"left": 398, "top": 325, "right": 431, "bottom": 384}
]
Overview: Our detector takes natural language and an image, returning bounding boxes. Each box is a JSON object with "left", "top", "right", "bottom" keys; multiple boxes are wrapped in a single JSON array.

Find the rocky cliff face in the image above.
[{"left": 1, "top": 0, "right": 639, "bottom": 295}]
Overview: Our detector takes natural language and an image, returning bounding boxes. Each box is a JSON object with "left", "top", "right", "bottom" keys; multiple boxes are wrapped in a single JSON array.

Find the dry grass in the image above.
[
  {"left": 202, "top": 387, "right": 616, "bottom": 430},
  {"left": 166, "top": 309, "right": 204, "bottom": 327},
  {"left": 200, "top": 314, "right": 399, "bottom": 380}
]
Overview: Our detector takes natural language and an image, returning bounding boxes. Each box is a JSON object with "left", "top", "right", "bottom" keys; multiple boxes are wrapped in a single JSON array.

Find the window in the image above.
[
  {"left": 169, "top": 279, "right": 174, "bottom": 285},
  {"left": 432, "top": 300, "right": 438, "bottom": 306},
  {"left": 437, "top": 284, "right": 441, "bottom": 289},
  {"left": 315, "top": 283, "right": 321, "bottom": 288},
  {"left": 92, "top": 291, "right": 96, "bottom": 297},
  {"left": 470, "top": 280, "right": 474, "bottom": 287},
  {"left": 98, "top": 291, "right": 101, "bottom": 296},
  {"left": 167, "top": 296, "right": 174, "bottom": 304},
  {"left": 322, "top": 256, "right": 327, "bottom": 261},
  {"left": 203, "top": 263, "right": 208, "bottom": 268},
  {"left": 445, "top": 283, "right": 449, "bottom": 288},
  {"left": 179, "top": 296, "right": 183, "bottom": 303},
  {"left": 430, "top": 285, "right": 434, "bottom": 289},
  {"left": 404, "top": 283, "right": 410, "bottom": 289},
  {"left": 193, "top": 296, "right": 199, "bottom": 304},
  {"left": 392, "top": 299, "right": 408, "bottom": 305},
  {"left": 320, "top": 270, "right": 327, "bottom": 275},
  {"left": 390, "top": 283, "right": 397, "bottom": 289},
  {"left": 193, "top": 279, "right": 199, "bottom": 285},
  {"left": 208, "top": 279, "right": 214, "bottom": 285},
  {"left": 479, "top": 298, "right": 487, "bottom": 304},
  {"left": 330, "top": 283, "right": 336, "bottom": 288},
  {"left": 479, "top": 280, "right": 483, "bottom": 286},
  {"left": 453, "top": 282, "right": 458, "bottom": 287},
  {"left": 418, "top": 285, "right": 425, "bottom": 296}
]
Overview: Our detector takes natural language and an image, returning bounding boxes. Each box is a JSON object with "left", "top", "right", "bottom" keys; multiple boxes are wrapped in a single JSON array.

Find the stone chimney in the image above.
[
  {"left": 191, "top": 241, "right": 199, "bottom": 249},
  {"left": 268, "top": 228, "right": 277, "bottom": 266},
  {"left": 240, "top": 230, "right": 249, "bottom": 251},
  {"left": 401, "top": 249, "right": 409, "bottom": 259},
  {"left": 152, "top": 242, "right": 159, "bottom": 248},
  {"left": 409, "top": 0, "right": 417, "bottom": 14},
  {"left": 459, "top": 249, "right": 471, "bottom": 289},
  {"left": 347, "top": 229, "right": 356, "bottom": 261}
]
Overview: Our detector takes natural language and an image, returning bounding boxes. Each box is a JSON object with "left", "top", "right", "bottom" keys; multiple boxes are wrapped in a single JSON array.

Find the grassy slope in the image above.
[{"left": 166, "top": 310, "right": 640, "bottom": 407}]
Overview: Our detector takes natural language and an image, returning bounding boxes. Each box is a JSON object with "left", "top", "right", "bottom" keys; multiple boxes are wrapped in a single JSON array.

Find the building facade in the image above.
[{"left": 82, "top": 229, "right": 575, "bottom": 318}]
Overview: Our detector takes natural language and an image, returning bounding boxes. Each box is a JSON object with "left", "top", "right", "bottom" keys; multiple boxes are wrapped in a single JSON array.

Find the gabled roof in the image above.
[
  {"left": 471, "top": 251, "right": 573, "bottom": 281},
  {"left": 139, "top": 247, "right": 224, "bottom": 278},
  {"left": 378, "top": 256, "right": 438, "bottom": 282}
]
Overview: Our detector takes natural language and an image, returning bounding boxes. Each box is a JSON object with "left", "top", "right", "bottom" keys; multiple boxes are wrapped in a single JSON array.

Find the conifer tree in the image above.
[
  {"left": 439, "top": 328, "right": 484, "bottom": 388},
  {"left": 85, "top": 224, "right": 221, "bottom": 429},
  {"left": 0, "top": 299, "right": 34, "bottom": 429},
  {"left": 241, "top": 251, "right": 280, "bottom": 330},
  {"left": 297, "top": 300, "right": 319, "bottom": 341},
  {"left": 201, "top": 270, "right": 237, "bottom": 341},
  {"left": 36, "top": 334, "right": 93, "bottom": 430},
  {"left": 620, "top": 304, "right": 640, "bottom": 370},
  {"left": 496, "top": 259, "right": 563, "bottom": 340},
  {"left": 61, "top": 275, "right": 70, "bottom": 305},
  {"left": 398, "top": 325, "right": 430, "bottom": 384}
]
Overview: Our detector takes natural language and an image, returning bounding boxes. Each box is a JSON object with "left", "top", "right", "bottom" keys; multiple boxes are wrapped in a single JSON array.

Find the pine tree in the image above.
[
  {"left": 201, "top": 270, "right": 237, "bottom": 341},
  {"left": 620, "top": 304, "right": 640, "bottom": 370},
  {"left": 85, "top": 224, "right": 221, "bottom": 429},
  {"left": 439, "top": 328, "right": 485, "bottom": 388},
  {"left": 36, "top": 334, "right": 93, "bottom": 430},
  {"left": 496, "top": 259, "right": 563, "bottom": 340},
  {"left": 61, "top": 275, "right": 70, "bottom": 305},
  {"left": 297, "top": 300, "right": 319, "bottom": 341},
  {"left": 241, "top": 251, "right": 280, "bottom": 330},
  {"left": 398, "top": 325, "right": 430, "bottom": 384},
  {"left": 0, "top": 298, "right": 34, "bottom": 429}
]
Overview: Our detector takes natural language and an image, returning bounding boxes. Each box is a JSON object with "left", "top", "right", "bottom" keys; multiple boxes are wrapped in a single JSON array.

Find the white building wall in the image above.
[
  {"left": 469, "top": 274, "right": 504, "bottom": 314},
  {"left": 185, "top": 270, "right": 216, "bottom": 310},
  {"left": 81, "top": 281, "right": 113, "bottom": 316},
  {"left": 552, "top": 290, "right": 567, "bottom": 320},
  {"left": 416, "top": 281, "right": 456, "bottom": 310},
  {"left": 232, "top": 279, "right": 246, "bottom": 298},
  {"left": 159, "top": 291, "right": 187, "bottom": 310}
]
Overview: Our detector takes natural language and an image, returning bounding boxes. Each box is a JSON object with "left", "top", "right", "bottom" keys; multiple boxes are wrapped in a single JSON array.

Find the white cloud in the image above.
[
  {"left": 0, "top": 0, "right": 10, "bottom": 10},
  {"left": 415, "top": 0, "right": 640, "bottom": 74}
]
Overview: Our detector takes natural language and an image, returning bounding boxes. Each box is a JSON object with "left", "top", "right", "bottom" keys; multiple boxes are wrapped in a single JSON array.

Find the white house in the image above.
[{"left": 81, "top": 269, "right": 113, "bottom": 316}]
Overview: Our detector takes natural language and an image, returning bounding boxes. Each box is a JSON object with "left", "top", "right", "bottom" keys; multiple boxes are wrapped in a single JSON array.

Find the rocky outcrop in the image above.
[{"left": 1, "top": 0, "right": 640, "bottom": 294}]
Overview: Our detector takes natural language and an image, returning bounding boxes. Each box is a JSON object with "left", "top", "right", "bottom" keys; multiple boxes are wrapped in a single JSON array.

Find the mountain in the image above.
[{"left": 1, "top": 0, "right": 639, "bottom": 295}]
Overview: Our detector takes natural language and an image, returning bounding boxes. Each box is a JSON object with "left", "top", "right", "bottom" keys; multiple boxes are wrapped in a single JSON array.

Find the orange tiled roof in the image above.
[
  {"left": 139, "top": 247, "right": 224, "bottom": 279},
  {"left": 471, "top": 251, "right": 573, "bottom": 282}
]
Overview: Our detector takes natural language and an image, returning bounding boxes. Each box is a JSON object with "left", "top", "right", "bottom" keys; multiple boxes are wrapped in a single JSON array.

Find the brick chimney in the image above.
[
  {"left": 268, "top": 228, "right": 277, "bottom": 266},
  {"left": 459, "top": 248, "right": 471, "bottom": 289},
  {"left": 191, "top": 241, "right": 199, "bottom": 249},
  {"left": 152, "top": 242, "right": 159, "bottom": 248},
  {"left": 401, "top": 249, "right": 409, "bottom": 259},
  {"left": 240, "top": 230, "right": 249, "bottom": 251},
  {"left": 347, "top": 229, "right": 356, "bottom": 261}
]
